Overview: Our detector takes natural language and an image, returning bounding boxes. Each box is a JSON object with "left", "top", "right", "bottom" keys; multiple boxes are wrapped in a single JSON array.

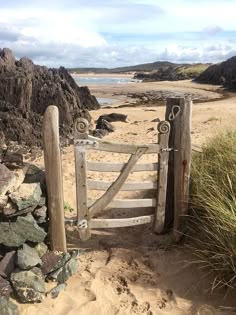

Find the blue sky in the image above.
[{"left": 0, "top": 0, "right": 236, "bottom": 67}]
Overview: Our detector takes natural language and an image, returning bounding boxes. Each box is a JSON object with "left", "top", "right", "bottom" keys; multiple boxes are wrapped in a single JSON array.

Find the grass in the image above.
[
  {"left": 188, "top": 130, "right": 236, "bottom": 290},
  {"left": 204, "top": 116, "right": 220, "bottom": 123},
  {"left": 64, "top": 201, "right": 74, "bottom": 213},
  {"left": 176, "top": 64, "right": 210, "bottom": 77}
]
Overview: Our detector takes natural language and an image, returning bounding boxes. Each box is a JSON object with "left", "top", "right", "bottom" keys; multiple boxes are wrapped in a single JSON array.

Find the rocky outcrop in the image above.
[
  {"left": 195, "top": 56, "right": 236, "bottom": 89},
  {"left": 0, "top": 48, "right": 100, "bottom": 146}
]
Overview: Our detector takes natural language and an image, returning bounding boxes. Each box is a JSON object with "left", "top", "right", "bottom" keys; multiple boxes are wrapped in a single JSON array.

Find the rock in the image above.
[
  {"left": 195, "top": 56, "right": 236, "bottom": 89},
  {"left": 17, "top": 244, "right": 42, "bottom": 270},
  {"left": 97, "top": 113, "right": 128, "bottom": 123},
  {"left": 0, "top": 164, "right": 15, "bottom": 196},
  {"left": 92, "top": 129, "right": 109, "bottom": 139},
  {"left": 1, "top": 152, "right": 23, "bottom": 167},
  {"left": 46, "top": 283, "right": 67, "bottom": 299},
  {"left": 0, "top": 277, "right": 13, "bottom": 298},
  {"left": 11, "top": 267, "right": 45, "bottom": 303},
  {"left": 33, "top": 206, "right": 47, "bottom": 223},
  {"left": 47, "top": 256, "right": 78, "bottom": 283},
  {"left": 0, "top": 195, "right": 8, "bottom": 210},
  {"left": 34, "top": 243, "right": 48, "bottom": 258},
  {"left": 0, "top": 214, "right": 47, "bottom": 247},
  {"left": 11, "top": 166, "right": 29, "bottom": 192},
  {"left": 10, "top": 183, "right": 42, "bottom": 210},
  {"left": 0, "top": 251, "right": 16, "bottom": 278},
  {"left": 23, "top": 165, "right": 46, "bottom": 195},
  {"left": 0, "top": 48, "right": 100, "bottom": 147},
  {"left": 3, "top": 202, "right": 17, "bottom": 216},
  {"left": 0, "top": 297, "right": 19, "bottom": 315},
  {"left": 151, "top": 118, "right": 161, "bottom": 123},
  {"left": 41, "top": 252, "right": 70, "bottom": 275},
  {"left": 96, "top": 119, "right": 115, "bottom": 132}
]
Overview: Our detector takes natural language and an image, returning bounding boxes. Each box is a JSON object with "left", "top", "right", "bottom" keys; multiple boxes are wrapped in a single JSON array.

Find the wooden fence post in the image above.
[
  {"left": 43, "top": 105, "right": 67, "bottom": 252},
  {"left": 74, "top": 118, "right": 91, "bottom": 241},
  {"left": 154, "top": 121, "right": 170, "bottom": 233},
  {"left": 165, "top": 97, "right": 192, "bottom": 240}
]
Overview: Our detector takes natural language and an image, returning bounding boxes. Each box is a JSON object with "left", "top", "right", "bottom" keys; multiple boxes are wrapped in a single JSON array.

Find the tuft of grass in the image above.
[
  {"left": 204, "top": 116, "right": 219, "bottom": 124},
  {"left": 188, "top": 130, "right": 236, "bottom": 290},
  {"left": 64, "top": 201, "right": 74, "bottom": 213},
  {"left": 176, "top": 64, "right": 210, "bottom": 77}
]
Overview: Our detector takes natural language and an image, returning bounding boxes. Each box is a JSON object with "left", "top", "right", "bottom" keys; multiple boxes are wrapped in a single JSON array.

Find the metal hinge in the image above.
[{"left": 161, "top": 147, "right": 178, "bottom": 152}]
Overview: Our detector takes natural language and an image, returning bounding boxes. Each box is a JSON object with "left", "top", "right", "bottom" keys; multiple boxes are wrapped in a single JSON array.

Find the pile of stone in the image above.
[{"left": 0, "top": 154, "right": 78, "bottom": 314}]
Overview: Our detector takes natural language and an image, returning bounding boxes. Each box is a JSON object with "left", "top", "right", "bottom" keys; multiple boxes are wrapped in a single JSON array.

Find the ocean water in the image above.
[{"left": 72, "top": 75, "right": 141, "bottom": 85}]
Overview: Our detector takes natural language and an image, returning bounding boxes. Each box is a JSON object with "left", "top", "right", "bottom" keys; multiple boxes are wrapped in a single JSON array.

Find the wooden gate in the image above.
[{"left": 73, "top": 118, "right": 170, "bottom": 241}]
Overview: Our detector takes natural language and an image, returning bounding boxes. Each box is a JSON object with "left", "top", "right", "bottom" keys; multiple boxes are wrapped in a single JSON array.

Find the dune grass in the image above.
[
  {"left": 188, "top": 130, "right": 236, "bottom": 290},
  {"left": 177, "top": 64, "right": 210, "bottom": 77}
]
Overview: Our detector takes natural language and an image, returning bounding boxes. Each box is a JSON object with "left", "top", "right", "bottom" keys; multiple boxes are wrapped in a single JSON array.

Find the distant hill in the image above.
[
  {"left": 134, "top": 63, "right": 210, "bottom": 81},
  {"left": 195, "top": 56, "right": 236, "bottom": 89},
  {"left": 69, "top": 61, "right": 176, "bottom": 73}
]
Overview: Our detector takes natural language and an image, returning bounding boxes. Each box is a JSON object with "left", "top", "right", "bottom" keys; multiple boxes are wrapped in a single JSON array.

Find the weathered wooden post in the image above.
[
  {"left": 74, "top": 118, "right": 91, "bottom": 241},
  {"left": 165, "top": 97, "right": 192, "bottom": 240},
  {"left": 154, "top": 121, "right": 170, "bottom": 233},
  {"left": 43, "top": 105, "right": 67, "bottom": 252}
]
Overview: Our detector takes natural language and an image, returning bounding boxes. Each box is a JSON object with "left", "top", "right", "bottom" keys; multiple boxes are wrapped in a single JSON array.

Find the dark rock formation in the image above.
[
  {"left": 0, "top": 48, "right": 100, "bottom": 146},
  {"left": 195, "top": 56, "right": 236, "bottom": 89},
  {"left": 0, "top": 251, "right": 16, "bottom": 278},
  {"left": 97, "top": 113, "right": 128, "bottom": 123}
]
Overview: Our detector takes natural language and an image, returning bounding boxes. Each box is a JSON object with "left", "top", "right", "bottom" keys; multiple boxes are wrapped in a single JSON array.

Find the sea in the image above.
[{"left": 72, "top": 75, "right": 141, "bottom": 105}]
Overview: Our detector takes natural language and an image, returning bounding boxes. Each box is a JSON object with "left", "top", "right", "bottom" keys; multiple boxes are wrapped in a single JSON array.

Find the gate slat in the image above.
[
  {"left": 85, "top": 136, "right": 160, "bottom": 154},
  {"left": 88, "top": 198, "right": 156, "bottom": 208},
  {"left": 87, "top": 161, "right": 158, "bottom": 172},
  {"left": 88, "top": 180, "right": 157, "bottom": 191},
  {"left": 90, "top": 215, "right": 154, "bottom": 228}
]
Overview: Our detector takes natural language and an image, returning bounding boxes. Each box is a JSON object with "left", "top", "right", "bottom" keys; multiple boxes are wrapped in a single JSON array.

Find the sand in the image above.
[{"left": 19, "top": 79, "right": 236, "bottom": 315}]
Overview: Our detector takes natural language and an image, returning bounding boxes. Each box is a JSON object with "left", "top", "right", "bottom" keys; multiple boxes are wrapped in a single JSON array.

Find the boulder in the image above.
[
  {"left": 96, "top": 119, "right": 115, "bottom": 132},
  {"left": 0, "top": 277, "right": 13, "bottom": 298},
  {"left": 92, "top": 129, "right": 109, "bottom": 139},
  {"left": 0, "top": 251, "right": 16, "bottom": 278},
  {"left": 17, "top": 244, "right": 42, "bottom": 270},
  {"left": 97, "top": 113, "right": 127, "bottom": 122},
  {"left": 0, "top": 298, "right": 19, "bottom": 315},
  {"left": 41, "top": 252, "right": 70, "bottom": 275},
  {"left": 11, "top": 267, "right": 45, "bottom": 303},
  {"left": 0, "top": 164, "right": 15, "bottom": 196},
  {"left": 47, "top": 256, "right": 78, "bottom": 283},
  {"left": 33, "top": 206, "right": 47, "bottom": 224},
  {"left": 46, "top": 283, "right": 67, "bottom": 299},
  {"left": 0, "top": 214, "right": 47, "bottom": 247},
  {"left": 34, "top": 243, "right": 48, "bottom": 258},
  {"left": 10, "top": 183, "right": 42, "bottom": 210}
]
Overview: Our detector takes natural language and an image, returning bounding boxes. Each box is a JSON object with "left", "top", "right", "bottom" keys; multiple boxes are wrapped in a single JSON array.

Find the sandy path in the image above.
[{"left": 20, "top": 80, "right": 236, "bottom": 315}]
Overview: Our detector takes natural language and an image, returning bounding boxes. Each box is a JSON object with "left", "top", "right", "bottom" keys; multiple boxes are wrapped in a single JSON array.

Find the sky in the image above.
[{"left": 0, "top": 0, "right": 236, "bottom": 68}]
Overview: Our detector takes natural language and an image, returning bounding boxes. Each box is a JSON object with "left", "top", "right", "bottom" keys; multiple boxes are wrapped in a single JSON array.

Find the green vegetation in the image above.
[
  {"left": 204, "top": 116, "right": 220, "bottom": 123},
  {"left": 176, "top": 63, "right": 210, "bottom": 77},
  {"left": 64, "top": 201, "right": 74, "bottom": 213},
  {"left": 188, "top": 130, "right": 236, "bottom": 290}
]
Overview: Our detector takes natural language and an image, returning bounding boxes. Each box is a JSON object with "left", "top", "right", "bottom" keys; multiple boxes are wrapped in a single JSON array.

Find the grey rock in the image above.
[
  {"left": 0, "top": 276, "right": 13, "bottom": 298},
  {"left": 92, "top": 129, "right": 109, "bottom": 139},
  {"left": 23, "top": 165, "right": 46, "bottom": 193},
  {"left": 0, "top": 164, "right": 15, "bottom": 196},
  {"left": 46, "top": 283, "right": 67, "bottom": 299},
  {"left": 10, "top": 183, "right": 42, "bottom": 210},
  {"left": 3, "top": 202, "right": 17, "bottom": 216},
  {"left": 0, "top": 251, "right": 16, "bottom": 278},
  {"left": 17, "top": 244, "right": 42, "bottom": 270},
  {"left": 0, "top": 195, "right": 8, "bottom": 210},
  {"left": 96, "top": 119, "right": 115, "bottom": 132},
  {"left": 11, "top": 267, "right": 45, "bottom": 303},
  {"left": 41, "top": 252, "right": 70, "bottom": 275},
  {"left": 0, "top": 214, "right": 47, "bottom": 247},
  {"left": 47, "top": 256, "right": 78, "bottom": 283},
  {"left": 34, "top": 242, "right": 48, "bottom": 258},
  {"left": 33, "top": 206, "right": 47, "bottom": 223},
  {"left": 0, "top": 297, "right": 19, "bottom": 315}
]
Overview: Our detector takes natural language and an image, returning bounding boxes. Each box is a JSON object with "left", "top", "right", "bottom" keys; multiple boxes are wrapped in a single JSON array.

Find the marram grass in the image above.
[{"left": 188, "top": 130, "right": 236, "bottom": 290}]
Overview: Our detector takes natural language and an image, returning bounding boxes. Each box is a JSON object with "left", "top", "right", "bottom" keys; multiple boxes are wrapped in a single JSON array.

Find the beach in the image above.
[{"left": 20, "top": 78, "right": 236, "bottom": 315}]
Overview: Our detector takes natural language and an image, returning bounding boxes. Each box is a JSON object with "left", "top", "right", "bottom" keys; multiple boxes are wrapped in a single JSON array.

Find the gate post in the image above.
[
  {"left": 165, "top": 97, "right": 192, "bottom": 240},
  {"left": 154, "top": 121, "right": 170, "bottom": 234},
  {"left": 43, "top": 105, "right": 67, "bottom": 252},
  {"left": 74, "top": 118, "right": 91, "bottom": 241}
]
